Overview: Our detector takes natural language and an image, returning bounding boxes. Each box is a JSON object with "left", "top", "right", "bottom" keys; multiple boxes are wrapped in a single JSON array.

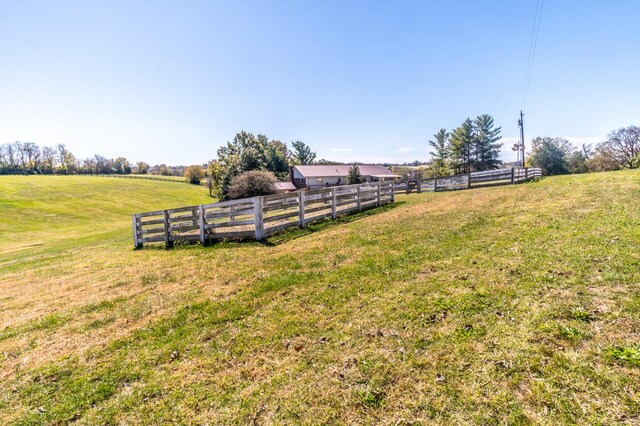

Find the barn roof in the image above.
[{"left": 293, "top": 164, "right": 398, "bottom": 178}]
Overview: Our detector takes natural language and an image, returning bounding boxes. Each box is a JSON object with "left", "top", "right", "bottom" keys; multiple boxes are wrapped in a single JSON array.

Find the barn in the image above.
[{"left": 290, "top": 165, "right": 399, "bottom": 190}]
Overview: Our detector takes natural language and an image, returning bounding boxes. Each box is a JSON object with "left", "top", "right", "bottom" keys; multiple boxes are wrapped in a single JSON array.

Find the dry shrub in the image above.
[{"left": 228, "top": 171, "right": 277, "bottom": 199}]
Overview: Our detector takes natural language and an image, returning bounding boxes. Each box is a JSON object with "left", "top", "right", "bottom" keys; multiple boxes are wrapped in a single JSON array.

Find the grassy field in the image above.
[{"left": 0, "top": 171, "right": 639, "bottom": 424}]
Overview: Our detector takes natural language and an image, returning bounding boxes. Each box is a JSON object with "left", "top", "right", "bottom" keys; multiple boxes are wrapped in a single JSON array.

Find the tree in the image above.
[
  {"left": 210, "top": 131, "right": 291, "bottom": 200},
  {"left": 93, "top": 155, "right": 112, "bottom": 174},
  {"left": 291, "top": 140, "right": 316, "bottom": 165},
  {"left": 472, "top": 114, "right": 502, "bottom": 171},
  {"left": 157, "top": 164, "right": 171, "bottom": 176},
  {"left": 15, "top": 142, "right": 41, "bottom": 173},
  {"left": 427, "top": 129, "right": 450, "bottom": 176},
  {"left": 136, "top": 161, "right": 150, "bottom": 174},
  {"left": 594, "top": 126, "right": 640, "bottom": 169},
  {"left": 315, "top": 159, "right": 344, "bottom": 165},
  {"left": 113, "top": 157, "right": 131, "bottom": 174},
  {"left": 80, "top": 158, "right": 96, "bottom": 174},
  {"left": 567, "top": 151, "right": 588, "bottom": 174},
  {"left": 527, "top": 137, "right": 572, "bottom": 175},
  {"left": 56, "top": 144, "right": 77, "bottom": 174},
  {"left": 347, "top": 164, "right": 362, "bottom": 184},
  {"left": 184, "top": 165, "right": 204, "bottom": 185},
  {"left": 449, "top": 119, "right": 475, "bottom": 174},
  {"left": 264, "top": 140, "right": 290, "bottom": 180},
  {"left": 41, "top": 146, "right": 57, "bottom": 174},
  {"left": 227, "top": 171, "right": 277, "bottom": 199}
]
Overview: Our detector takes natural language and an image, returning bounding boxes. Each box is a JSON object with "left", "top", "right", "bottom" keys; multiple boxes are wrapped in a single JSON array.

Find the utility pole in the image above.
[{"left": 518, "top": 110, "right": 525, "bottom": 166}]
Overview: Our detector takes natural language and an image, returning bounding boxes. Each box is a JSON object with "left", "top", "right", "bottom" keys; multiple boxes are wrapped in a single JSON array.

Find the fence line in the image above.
[
  {"left": 91, "top": 174, "right": 194, "bottom": 184},
  {"left": 133, "top": 181, "right": 395, "bottom": 248},
  {"left": 394, "top": 167, "right": 542, "bottom": 194}
]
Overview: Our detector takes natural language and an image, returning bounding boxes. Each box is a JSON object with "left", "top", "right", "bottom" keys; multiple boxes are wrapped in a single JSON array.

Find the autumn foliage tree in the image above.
[{"left": 184, "top": 165, "right": 205, "bottom": 185}]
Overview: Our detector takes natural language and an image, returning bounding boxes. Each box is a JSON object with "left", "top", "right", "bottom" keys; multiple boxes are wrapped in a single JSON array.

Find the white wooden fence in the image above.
[
  {"left": 397, "top": 167, "right": 542, "bottom": 193},
  {"left": 133, "top": 181, "right": 394, "bottom": 248}
]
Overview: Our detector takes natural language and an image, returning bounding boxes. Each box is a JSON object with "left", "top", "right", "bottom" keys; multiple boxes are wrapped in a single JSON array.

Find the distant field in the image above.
[
  {"left": 0, "top": 171, "right": 639, "bottom": 424},
  {"left": 0, "top": 175, "right": 210, "bottom": 262}
]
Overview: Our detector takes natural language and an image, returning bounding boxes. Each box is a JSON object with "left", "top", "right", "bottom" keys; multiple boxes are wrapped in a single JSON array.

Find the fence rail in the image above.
[{"left": 133, "top": 181, "right": 394, "bottom": 248}]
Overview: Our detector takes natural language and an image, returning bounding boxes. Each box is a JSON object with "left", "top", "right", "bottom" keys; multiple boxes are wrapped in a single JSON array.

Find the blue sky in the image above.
[{"left": 1, "top": 1, "right": 639, "bottom": 165}]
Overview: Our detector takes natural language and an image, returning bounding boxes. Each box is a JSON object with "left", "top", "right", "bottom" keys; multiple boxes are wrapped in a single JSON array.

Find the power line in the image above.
[{"left": 522, "top": 0, "right": 544, "bottom": 110}]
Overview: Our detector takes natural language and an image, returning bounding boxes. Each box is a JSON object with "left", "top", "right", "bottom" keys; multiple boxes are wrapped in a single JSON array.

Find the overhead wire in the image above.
[{"left": 521, "top": 0, "right": 544, "bottom": 110}]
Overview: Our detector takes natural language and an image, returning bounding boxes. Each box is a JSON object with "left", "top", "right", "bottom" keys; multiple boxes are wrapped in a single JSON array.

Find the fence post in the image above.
[
  {"left": 390, "top": 182, "right": 395, "bottom": 202},
  {"left": 299, "top": 191, "right": 306, "bottom": 228},
  {"left": 511, "top": 167, "right": 515, "bottom": 184},
  {"left": 525, "top": 167, "right": 529, "bottom": 180},
  {"left": 434, "top": 177, "right": 439, "bottom": 192},
  {"left": 417, "top": 179, "right": 422, "bottom": 193},
  {"left": 163, "top": 210, "right": 172, "bottom": 248},
  {"left": 357, "top": 185, "right": 361, "bottom": 211},
  {"left": 198, "top": 205, "right": 206, "bottom": 246},
  {"left": 467, "top": 172, "right": 472, "bottom": 189},
  {"left": 331, "top": 188, "right": 337, "bottom": 219},
  {"left": 254, "top": 196, "right": 265, "bottom": 240},
  {"left": 132, "top": 214, "right": 142, "bottom": 248},
  {"left": 376, "top": 181, "right": 381, "bottom": 206}
]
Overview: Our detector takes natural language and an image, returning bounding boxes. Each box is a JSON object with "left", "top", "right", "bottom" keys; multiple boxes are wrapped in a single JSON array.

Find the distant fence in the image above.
[
  {"left": 91, "top": 174, "right": 194, "bottom": 184},
  {"left": 133, "top": 181, "right": 394, "bottom": 248},
  {"left": 395, "top": 167, "right": 542, "bottom": 193}
]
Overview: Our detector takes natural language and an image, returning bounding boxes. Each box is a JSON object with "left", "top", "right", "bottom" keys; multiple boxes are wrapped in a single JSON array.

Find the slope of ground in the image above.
[
  {"left": 0, "top": 171, "right": 639, "bottom": 424},
  {"left": 0, "top": 175, "right": 210, "bottom": 261}
]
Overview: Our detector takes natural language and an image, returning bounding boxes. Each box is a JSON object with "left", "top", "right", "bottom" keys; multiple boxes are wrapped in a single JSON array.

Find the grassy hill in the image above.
[
  {"left": 0, "top": 171, "right": 639, "bottom": 424},
  {"left": 0, "top": 176, "right": 210, "bottom": 263}
]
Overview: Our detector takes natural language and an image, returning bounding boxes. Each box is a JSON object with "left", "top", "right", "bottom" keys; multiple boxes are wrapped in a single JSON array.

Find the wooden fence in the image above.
[
  {"left": 397, "top": 167, "right": 542, "bottom": 193},
  {"left": 133, "top": 181, "right": 395, "bottom": 248}
]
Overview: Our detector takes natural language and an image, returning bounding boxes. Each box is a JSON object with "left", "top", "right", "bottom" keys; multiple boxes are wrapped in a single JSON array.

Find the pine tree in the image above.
[
  {"left": 346, "top": 163, "right": 363, "bottom": 184},
  {"left": 449, "top": 119, "right": 475, "bottom": 174},
  {"left": 473, "top": 114, "right": 502, "bottom": 171},
  {"left": 291, "top": 140, "right": 317, "bottom": 165},
  {"left": 428, "top": 129, "right": 450, "bottom": 175}
]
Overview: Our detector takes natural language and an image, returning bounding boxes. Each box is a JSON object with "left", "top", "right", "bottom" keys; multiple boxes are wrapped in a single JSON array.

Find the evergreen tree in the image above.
[
  {"left": 427, "top": 129, "right": 450, "bottom": 175},
  {"left": 472, "top": 114, "right": 502, "bottom": 171},
  {"left": 449, "top": 119, "right": 475, "bottom": 174},
  {"left": 346, "top": 164, "right": 363, "bottom": 184},
  {"left": 291, "top": 140, "right": 316, "bottom": 165}
]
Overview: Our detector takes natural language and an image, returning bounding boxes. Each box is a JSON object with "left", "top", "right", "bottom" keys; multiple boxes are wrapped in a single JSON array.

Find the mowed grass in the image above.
[
  {"left": 0, "top": 175, "right": 210, "bottom": 260},
  {"left": 1, "top": 171, "right": 639, "bottom": 425}
]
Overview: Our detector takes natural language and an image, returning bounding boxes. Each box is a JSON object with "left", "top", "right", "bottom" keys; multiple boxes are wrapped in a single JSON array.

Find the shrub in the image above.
[
  {"left": 227, "top": 171, "right": 277, "bottom": 200},
  {"left": 184, "top": 165, "right": 204, "bottom": 185},
  {"left": 347, "top": 164, "right": 363, "bottom": 184}
]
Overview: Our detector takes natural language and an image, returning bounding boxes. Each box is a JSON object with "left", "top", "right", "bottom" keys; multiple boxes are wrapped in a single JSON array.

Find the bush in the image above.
[
  {"left": 227, "top": 171, "right": 277, "bottom": 200},
  {"left": 184, "top": 165, "right": 204, "bottom": 185},
  {"left": 347, "top": 164, "right": 363, "bottom": 184}
]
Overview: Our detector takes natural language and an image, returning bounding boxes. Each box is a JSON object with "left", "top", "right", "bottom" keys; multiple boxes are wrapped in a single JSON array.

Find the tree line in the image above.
[
  {"left": 427, "top": 114, "right": 503, "bottom": 177},
  {"left": 0, "top": 141, "right": 189, "bottom": 176},
  {"left": 527, "top": 125, "right": 640, "bottom": 175}
]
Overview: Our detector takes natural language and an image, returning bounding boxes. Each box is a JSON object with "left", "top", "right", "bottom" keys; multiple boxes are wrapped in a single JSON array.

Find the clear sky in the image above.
[{"left": 1, "top": 1, "right": 639, "bottom": 165}]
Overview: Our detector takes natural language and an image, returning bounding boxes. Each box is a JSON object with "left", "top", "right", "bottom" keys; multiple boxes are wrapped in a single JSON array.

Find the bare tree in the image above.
[
  {"left": 41, "top": 146, "right": 57, "bottom": 174},
  {"left": 596, "top": 126, "right": 640, "bottom": 169},
  {"left": 21, "top": 142, "right": 41, "bottom": 172}
]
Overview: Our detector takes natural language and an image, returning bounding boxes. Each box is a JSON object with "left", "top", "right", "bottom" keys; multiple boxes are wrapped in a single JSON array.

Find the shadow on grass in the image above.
[
  {"left": 137, "top": 201, "right": 405, "bottom": 251},
  {"left": 261, "top": 201, "right": 405, "bottom": 247}
]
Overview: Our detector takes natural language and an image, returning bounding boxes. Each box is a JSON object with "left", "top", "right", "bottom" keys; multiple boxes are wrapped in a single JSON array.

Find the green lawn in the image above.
[
  {"left": 0, "top": 176, "right": 210, "bottom": 263},
  {"left": 0, "top": 171, "right": 639, "bottom": 424}
]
